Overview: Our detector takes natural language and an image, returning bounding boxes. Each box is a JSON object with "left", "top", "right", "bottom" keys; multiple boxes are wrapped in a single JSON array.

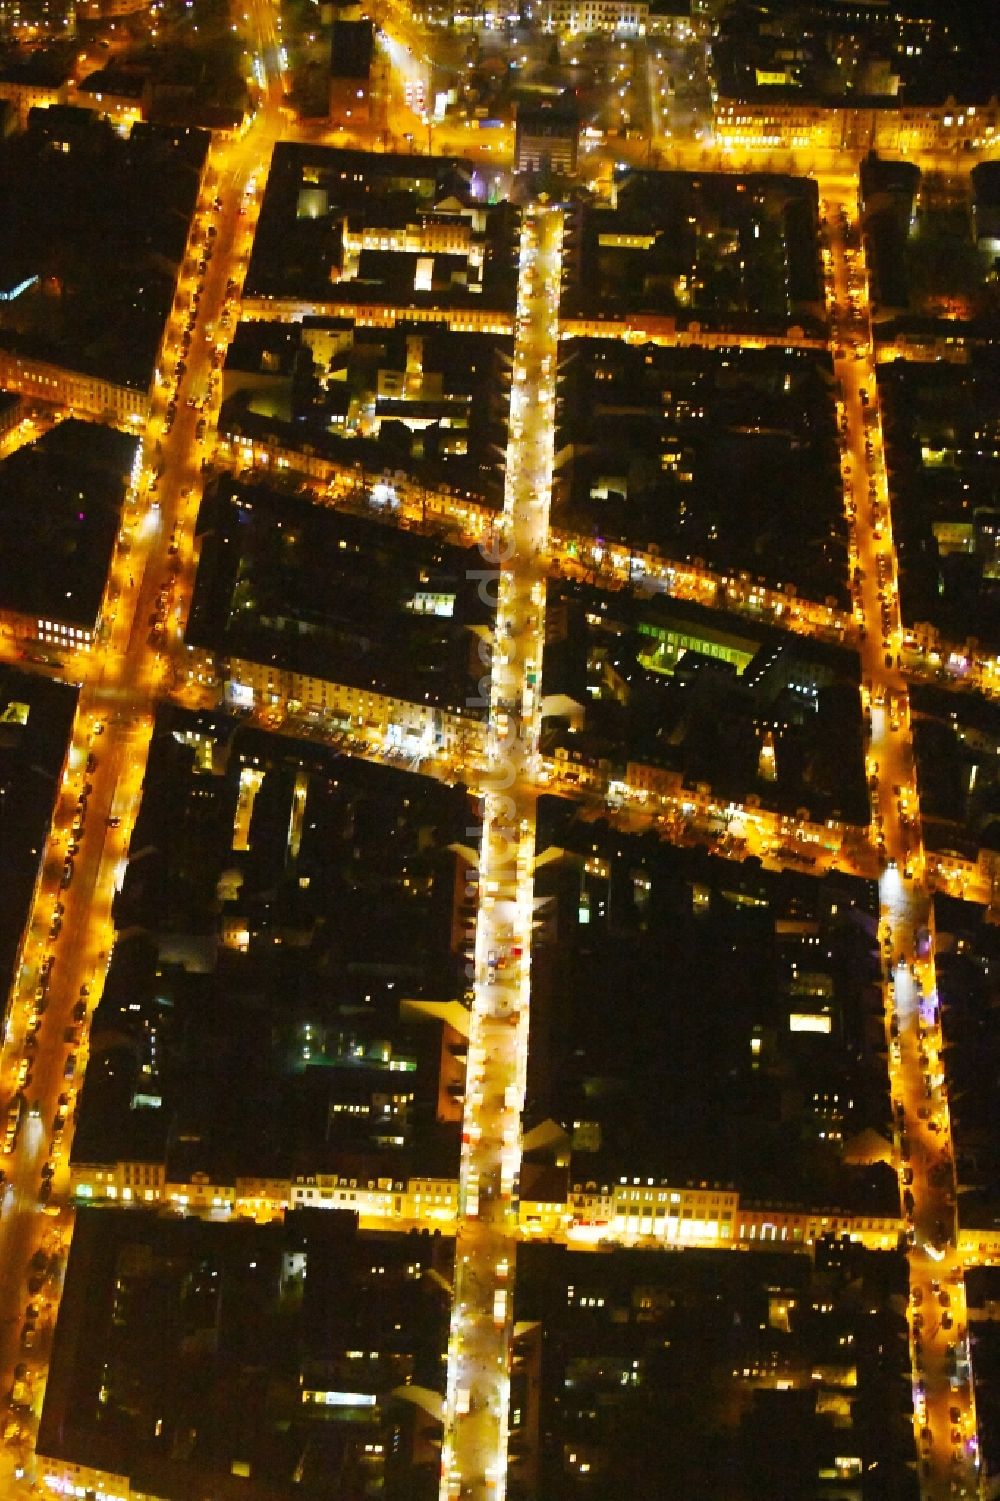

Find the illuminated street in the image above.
[
  {"left": 820, "top": 176, "right": 978, "bottom": 1501},
  {"left": 440, "top": 205, "right": 563, "bottom": 1501},
  {"left": 0, "top": 2, "right": 997, "bottom": 1496},
  {"left": 0, "top": 16, "right": 288, "bottom": 1494}
]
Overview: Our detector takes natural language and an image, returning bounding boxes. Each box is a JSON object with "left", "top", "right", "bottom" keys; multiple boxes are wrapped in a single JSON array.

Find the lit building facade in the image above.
[
  {"left": 529, "top": 0, "right": 648, "bottom": 34},
  {"left": 0, "top": 71, "right": 67, "bottom": 125},
  {"left": 69, "top": 1157, "right": 902, "bottom": 1249},
  {"left": 714, "top": 93, "right": 1000, "bottom": 155},
  {"left": 0, "top": 347, "right": 149, "bottom": 425},
  {"left": 180, "top": 643, "right": 488, "bottom": 762}
]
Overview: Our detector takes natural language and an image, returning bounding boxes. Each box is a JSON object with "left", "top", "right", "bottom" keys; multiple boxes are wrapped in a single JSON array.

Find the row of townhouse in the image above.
[
  {"left": 69, "top": 1159, "right": 902, "bottom": 1249},
  {"left": 566, "top": 1179, "right": 901, "bottom": 1251},
  {"left": 214, "top": 422, "right": 499, "bottom": 544},
  {"left": 69, "top": 1162, "right": 462, "bottom": 1224},
  {"left": 20, "top": 610, "right": 98, "bottom": 658},
  {"left": 418, "top": 0, "right": 698, "bottom": 36},
  {"left": 175, "top": 636, "right": 853, "bottom": 861},
  {"left": 560, "top": 311, "right": 825, "bottom": 352},
  {"left": 239, "top": 295, "right": 821, "bottom": 351},
  {"left": 508, "top": 0, "right": 649, "bottom": 34},
  {"left": 714, "top": 94, "right": 1000, "bottom": 156},
  {"left": 214, "top": 360, "right": 852, "bottom": 650},
  {"left": 179, "top": 642, "right": 488, "bottom": 762},
  {"left": 0, "top": 71, "right": 66, "bottom": 129},
  {"left": 240, "top": 293, "right": 515, "bottom": 336},
  {"left": 0, "top": 347, "right": 149, "bottom": 426}
]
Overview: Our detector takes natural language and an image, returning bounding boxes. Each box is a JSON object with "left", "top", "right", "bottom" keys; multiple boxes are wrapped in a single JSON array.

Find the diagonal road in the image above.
[
  {"left": 821, "top": 177, "right": 978, "bottom": 1501},
  {"left": 0, "top": 33, "right": 288, "bottom": 1497}
]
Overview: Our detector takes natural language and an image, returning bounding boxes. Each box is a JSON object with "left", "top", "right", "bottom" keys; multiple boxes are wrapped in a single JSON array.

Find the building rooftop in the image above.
[
  {"left": 37, "top": 1208, "right": 450, "bottom": 1501},
  {"left": 329, "top": 19, "right": 373, "bottom": 80},
  {"left": 515, "top": 95, "right": 579, "bottom": 133},
  {"left": 712, "top": 0, "right": 998, "bottom": 109},
  {"left": 513, "top": 1238, "right": 915, "bottom": 1499},
  {"left": 77, "top": 67, "right": 148, "bottom": 101},
  {"left": 221, "top": 317, "right": 513, "bottom": 508},
  {"left": 224, "top": 320, "right": 309, "bottom": 381},
  {"left": 0, "top": 113, "right": 207, "bottom": 389},
  {"left": 563, "top": 168, "right": 823, "bottom": 328},
  {"left": 879, "top": 351, "right": 1000, "bottom": 652},
  {"left": 551, "top": 340, "right": 846, "bottom": 608},
  {"left": 525, "top": 804, "right": 886, "bottom": 1203},
  {"left": 0, "top": 662, "right": 77, "bottom": 995},
  {"left": 244, "top": 143, "right": 518, "bottom": 308},
  {"left": 186, "top": 476, "right": 494, "bottom": 717},
  {"left": 908, "top": 681, "right": 1000, "bottom": 856},
  {"left": 0, "top": 419, "right": 137, "bottom": 631},
  {"left": 972, "top": 160, "right": 1000, "bottom": 210},
  {"left": 932, "top": 892, "right": 1000, "bottom": 1239},
  {"left": 72, "top": 703, "right": 468, "bottom": 1184},
  {"left": 0, "top": 47, "right": 72, "bottom": 88},
  {"left": 859, "top": 155, "right": 921, "bottom": 204}
]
